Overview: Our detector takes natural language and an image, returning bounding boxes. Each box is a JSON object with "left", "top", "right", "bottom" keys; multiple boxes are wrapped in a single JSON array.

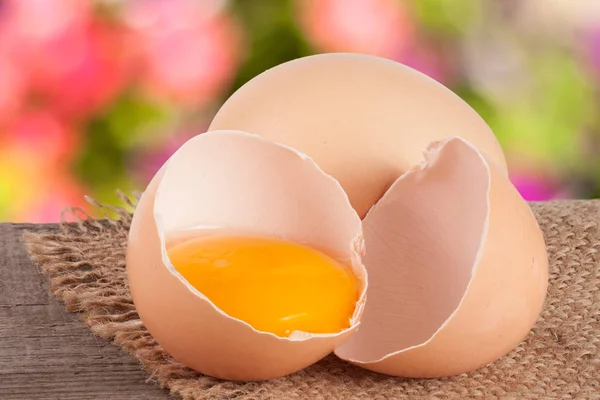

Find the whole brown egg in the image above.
[{"left": 209, "top": 53, "right": 507, "bottom": 217}]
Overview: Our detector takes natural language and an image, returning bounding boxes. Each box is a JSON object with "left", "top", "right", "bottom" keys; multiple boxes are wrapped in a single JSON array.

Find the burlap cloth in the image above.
[{"left": 23, "top": 197, "right": 600, "bottom": 400}]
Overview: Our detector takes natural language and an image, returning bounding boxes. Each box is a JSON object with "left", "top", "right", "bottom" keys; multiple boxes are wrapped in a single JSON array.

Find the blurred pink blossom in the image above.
[
  {"left": 297, "top": 0, "right": 413, "bottom": 58},
  {"left": 121, "top": 0, "right": 242, "bottom": 107},
  {"left": 0, "top": 50, "right": 26, "bottom": 124},
  {"left": 16, "top": 174, "right": 87, "bottom": 223},
  {"left": 584, "top": 26, "right": 600, "bottom": 75},
  {"left": 510, "top": 171, "right": 567, "bottom": 201},
  {"left": 0, "top": 0, "right": 129, "bottom": 119},
  {"left": 0, "top": 0, "right": 91, "bottom": 44},
  {"left": 0, "top": 0, "right": 91, "bottom": 70},
  {"left": 37, "top": 22, "right": 132, "bottom": 119},
  {"left": 399, "top": 43, "right": 454, "bottom": 84},
  {"left": 4, "top": 110, "right": 77, "bottom": 166}
]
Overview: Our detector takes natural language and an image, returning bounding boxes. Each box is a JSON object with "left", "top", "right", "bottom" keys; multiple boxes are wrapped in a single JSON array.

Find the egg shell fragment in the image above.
[
  {"left": 334, "top": 137, "right": 549, "bottom": 378},
  {"left": 126, "top": 130, "right": 367, "bottom": 381},
  {"left": 209, "top": 53, "right": 507, "bottom": 217}
]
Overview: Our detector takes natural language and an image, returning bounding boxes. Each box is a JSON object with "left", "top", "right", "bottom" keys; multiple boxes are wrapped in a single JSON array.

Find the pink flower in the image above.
[
  {"left": 16, "top": 175, "right": 88, "bottom": 223},
  {"left": 36, "top": 22, "right": 132, "bottom": 119},
  {"left": 4, "top": 110, "right": 77, "bottom": 167},
  {"left": 0, "top": 50, "right": 26, "bottom": 124},
  {"left": 398, "top": 43, "right": 455, "bottom": 84},
  {"left": 297, "top": 0, "right": 413, "bottom": 59},
  {"left": 0, "top": 0, "right": 91, "bottom": 68},
  {"left": 121, "top": 0, "right": 242, "bottom": 107},
  {"left": 510, "top": 171, "right": 568, "bottom": 201},
  {"left": 583, "top": 25, "right": 600, "bottom": 76},
  {"left": 0, "top": 0, "right": 92, "bottom": 46},
  {"left": 0, "top": 0, "right": 129, "bottom": 119}
]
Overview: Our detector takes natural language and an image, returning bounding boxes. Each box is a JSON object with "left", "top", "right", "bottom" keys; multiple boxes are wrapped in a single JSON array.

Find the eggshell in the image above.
[
  {"left": 126, "top": 130, "right": 367, "bottom": 381},
  {"left": 209, "top": 53, "right": 507, "bottom": 217},
  {"left": 334, "top": 137, "right": 548, "bottom": 377}
]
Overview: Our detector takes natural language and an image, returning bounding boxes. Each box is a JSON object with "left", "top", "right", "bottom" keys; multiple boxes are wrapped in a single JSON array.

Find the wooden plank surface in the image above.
[{"left": 0, "top": 223, "right": 173, "bottom": 400}]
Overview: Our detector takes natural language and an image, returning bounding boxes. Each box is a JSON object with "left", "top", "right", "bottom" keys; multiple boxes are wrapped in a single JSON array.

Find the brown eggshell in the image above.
[
  {"left": 209, "top": 53, "right": 507, "bottom": 217},
  {"left": 127, "top": 130, "right": 366, "bottom": 381},
  {"left": 334, "top": 137, "right": 548, "bottom": 377}
]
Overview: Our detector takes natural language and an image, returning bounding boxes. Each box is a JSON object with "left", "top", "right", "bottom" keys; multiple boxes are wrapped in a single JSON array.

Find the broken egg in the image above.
[
  {"left": 127, "top": 130, "right": 367, "bottom": 381},
  {"left": 127, "top": 54, "right": 548, "bottom": 382},
  {"left": 334, "top": 137, "right": 548, "bottom": 377},
  {"left": 127, "top": 131, "right": 548, "bottom": 381}
]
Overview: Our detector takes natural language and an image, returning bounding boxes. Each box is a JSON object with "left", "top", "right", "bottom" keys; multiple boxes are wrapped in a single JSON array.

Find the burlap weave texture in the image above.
[{"left": 23, "top": 199, "right": 600, "bottom": 399}]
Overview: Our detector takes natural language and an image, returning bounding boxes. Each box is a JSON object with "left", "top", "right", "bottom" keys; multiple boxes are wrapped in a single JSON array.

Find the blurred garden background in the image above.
[{"left": 1, "top": 0, "right": 600, "bottom": 222}]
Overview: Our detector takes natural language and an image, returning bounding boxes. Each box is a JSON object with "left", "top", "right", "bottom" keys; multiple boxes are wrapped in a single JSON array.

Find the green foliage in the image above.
[
  {"left": 487, "top": 53, "right": 596, "bottom": 170},
  {"left": 453, "top": 84, "right": 498, "bottom": 128},
  {"left": 74, "top": 115, "right": 131, "bottom": 197},
  {"left": 104, "top": 93, "right": 173, "bottom": 149},
  {"left": 411, "top": 0, "right": 481, "bottom": 35},
  {"left": 73, "top": 91, "right": 171, "bottom": 203},
  {"left": 227, "top": 0, "right": 312, "bottom": 94}
]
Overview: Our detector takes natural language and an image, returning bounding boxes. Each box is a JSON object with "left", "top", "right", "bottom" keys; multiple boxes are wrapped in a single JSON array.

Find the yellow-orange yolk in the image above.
[{"left": 167, "top": 235, "right": 359, "bottom": 337}]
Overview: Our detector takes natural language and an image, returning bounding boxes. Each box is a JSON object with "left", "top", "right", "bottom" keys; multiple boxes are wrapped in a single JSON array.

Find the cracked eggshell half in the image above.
[
  {"left": 209, "top": 53, "right": 507, "bottom": 217},
  {"left": 126, "top": 130, "right": 366, "bottom": 381},
  {"left": 334, "top": 137, "right": 548, "bottom": 378}
]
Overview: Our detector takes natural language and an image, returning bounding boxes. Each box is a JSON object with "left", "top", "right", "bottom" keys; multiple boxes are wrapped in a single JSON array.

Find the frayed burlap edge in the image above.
[{"left": 22, "top": 195, "right": 600, "bottom": 400}]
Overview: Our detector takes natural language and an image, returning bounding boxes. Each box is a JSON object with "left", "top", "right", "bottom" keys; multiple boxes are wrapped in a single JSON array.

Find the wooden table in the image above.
[{"left": 0, "top": 223, "right": 173, "bottom": 400}]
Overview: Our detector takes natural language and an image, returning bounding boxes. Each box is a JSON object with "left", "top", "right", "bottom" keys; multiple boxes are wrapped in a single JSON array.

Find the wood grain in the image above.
[{"left": 0, "top": 224, "right": 173, "bottom": 400}]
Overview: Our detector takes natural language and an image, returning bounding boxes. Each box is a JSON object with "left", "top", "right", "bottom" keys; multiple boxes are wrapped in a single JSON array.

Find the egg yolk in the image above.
[{"left": 167, "top": 235, "right": 359, "bottom": 337}]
